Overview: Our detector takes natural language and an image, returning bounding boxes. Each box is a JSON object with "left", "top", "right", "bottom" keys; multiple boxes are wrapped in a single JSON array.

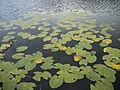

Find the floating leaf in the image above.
[
  {"left": 2, "top": 35, "right": 15, "bottom": 42},
  {"left": 7, "top": 32, "right": 15, "bottom": 35},
  {"left": 42, "top": 71, "right": 51, "bottom": 80},
  {"left": 0, "top": 53, "right": 5, "bottom": 59},
  {"left": 65, "top": 47, "right": 75, "bottom": 55},
  {"left": 3, "top": 79, "right": 17, "bottom": 90},
  {"left": 25, "top": 62, "right": 36, "bottom": 71},
  {"left": 86, "top": 55, "right": 97, "bottom": 63},
  {"left": 12, "top": 53, "right": 25, "bottom": 60},
  {"left": 90, "top": 78, "right": 114, "bottom": 90},
  {"left": 79, "top": 59, "right": 88, "bottom": 65},
  {"left": 93, "top": 64, "right": 116, "bottom": 82},
  {"left": 49, "top": 75, "right": 63, "bottom": 89},
  {"left": 43, "top": 36, "right": 52, "bottom": 42},
  {"left": 16, "top": 46, "right": 28, "bottom": 52},
  {"left": 32, "top": 51, "right": 43, "bottom": 58},
  {"left": 64, "top": 73, "right": 77, "bottom": 83},
  {"left": 43, "top": 44, "right": 55, "bottom": 49},
  {"left": 17, "top": 82, "right": 36, "bottom": 90},
  {"left": 33, "top": 72, "right": 42, "bottom": 81},
  {"left": 38, "top": 26, "right": 45, "bottom": 30},
  {"left": 102, "top": 39, "right": 112, "bottom": 45}
]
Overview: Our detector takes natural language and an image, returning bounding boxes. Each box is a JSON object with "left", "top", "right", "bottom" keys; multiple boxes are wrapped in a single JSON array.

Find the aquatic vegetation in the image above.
[
  {"left": 16, "top": 46, "right": 28, "bottom": 52},
  {"left": 0, "top": 10, "right": 119, "bottom": 90},
  {"left": 112, "top": 64, "right": 120, "bottom": 71},
  {"left": 73, "top": 55, "right": 82, "bottom": 62},
  {"left": 100, "top": 39, "right": 112, "bottom": 47}
]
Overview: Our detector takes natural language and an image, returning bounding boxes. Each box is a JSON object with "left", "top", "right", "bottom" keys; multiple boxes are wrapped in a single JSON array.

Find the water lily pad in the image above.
[
  {"left": 64, "top": 73, "right": 77, "bottom": 83},
  {"left": 90, "top": 78, "right": 114, "bottom": 90},
  {"left": 65, "top": 47, "right": 75, "bottom": 55},
  {"left": 79, "top": 59, "right": 88, "bottom": 65},
  {"left": 43, "top": 44, "right": 55, "bottom": 49},
  {"left": 49, "top": 75, "right": 63, "bottom": 88},
  {"left": 3, "top": 79, "right": 17, "bottom": 90},
  {"left": 0, "top": 53, "right": 5, "bottom": 59},
  {"left": 42, "top": 71, "right": 51, "bottom": 80},
  {"left": 7, "top": 32, "right": 15, "bottom": 35},
  {"left": 12, "top": 53, "right": 25, "bottom": 60},
  {"left": 33, "top": 72, "right": 42, "bottom": 81},
  {"left": 86, "top": 55, "right": 97, "bottom": 63},
  {"left": 43, "top": 36, "right": 52, "bottom": 42},
  {"left": 93, "top": 64, "right": 116, "bottom": 82},
  {"left": 38, "top": 26, "right": 45, "bottom": 30},
  {"left": 32, "top": 51, "right": 43, "bottom": 58},
  {"left": 16, "top": 46, "right": 28, "bottom": 52},
  {"left": 25, "top": 62, "right": 36, "bottom": 71},
  {"left": 2, "top": 35, "right": 15, "bottom": 42},
  {"left": 17, "top": 82, "right": 36, "bottom": 90}
]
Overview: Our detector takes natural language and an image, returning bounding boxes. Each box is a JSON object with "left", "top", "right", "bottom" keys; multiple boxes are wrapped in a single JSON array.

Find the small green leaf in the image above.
[
  {"left": 16, "top": 46, "right": 28, "bottom": 52},
  {"left": 42, "top": 71, "right": 51, "bottom": 80},
  {"left": 3, "top": 80, "right": 17, "bottom": 90},
  {"left": 12, "top": 53, "right": 25, "bottom": 60},
  {"left": 49, "top": 75, "right": 63, "bottom": 88},
  {"left": 17, "top": 82, "right": 36, "bottom": 90}
]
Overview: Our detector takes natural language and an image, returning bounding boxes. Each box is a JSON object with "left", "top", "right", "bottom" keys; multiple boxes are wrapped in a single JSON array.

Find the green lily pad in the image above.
[
  {"left": 33, "top": 72, "right": 42, "bottom": 81},
  {"left": 50, "top": 32, "right": 59, "bottom": 37},
  {"left": 43, "top": 44, "right": 55, "bottom": 50},
  {"left": 49, "top": 75, "right": 63, "bottom": 89},
  {"left": 79, "top": 59, "right": 88, "bottom": 65},
  {"left": 93, "top": 64, "right": 116, "bottom": 82},
  {"left": 38, "top": 26, "right": 45, "bottom": 30},
  {"left": 65, "top": 47, "right": 75, "bottom": 55},
  {"left": 32, "top": 51, "right": 43, "bottom": 58},
  {"left": 25, "top": 62, "right": 36, "bottom": 71},
  {"left": 64, "top": 73, "right": 77, "bottom": 83},
  {"left": 0, "top": 53, "right": 5, "bottom": 59},
  {"left": 51, "top": 37, "right": 58, "bottom": 44},
  {"left": 86, "top": 55, "right": 97, "bottom": 63},
  {"left": 3, "top": 79, "right": 17, "bottom": 90},
  {"left": 43, "top": 36, "right": 52, "bottom": 42},
  {"left": 7, "top": 32, "right": 15, "bottom": 35},
  {"left": 2, "top": 35, "right": 15, "bottom": 42},
  {"left": 86, "top": 70, "right": 101, "bottom": 81},
  {"left": 90, "top": 78, "right": 114, "bottom": 90},
  {"left": 42, "top": 71, "right": 51, "bottom": 80},
  {"left": 12, "top": 53, "right": 25, "bottom": 60},
  {"left": 17, "top": 82, "right": 36, "bottom": 90},
  {"left": 16, "top": 46, "right": 28, "bottom": 52}
]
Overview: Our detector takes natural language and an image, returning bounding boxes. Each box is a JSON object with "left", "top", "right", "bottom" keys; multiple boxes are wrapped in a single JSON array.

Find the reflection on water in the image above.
[{"left": 0, "top": 0, "right": 120, "bottom": 21}]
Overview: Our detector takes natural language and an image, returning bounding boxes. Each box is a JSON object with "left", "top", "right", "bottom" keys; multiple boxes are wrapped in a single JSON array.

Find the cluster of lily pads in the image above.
[{"left": 0, "top": 10, "right": 120, "bottom": 90}]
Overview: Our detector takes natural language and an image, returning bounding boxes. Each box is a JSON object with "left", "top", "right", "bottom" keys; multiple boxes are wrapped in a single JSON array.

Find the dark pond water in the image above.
[{"left": 0, "top": 0, "right": 120, "bottom": 90}]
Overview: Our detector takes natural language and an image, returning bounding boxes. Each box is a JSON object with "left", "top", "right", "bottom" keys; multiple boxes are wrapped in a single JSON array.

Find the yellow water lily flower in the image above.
[
  {"left": 56, "top": 44, "right": 67, "bottom": 51},
  {"left": 73, "top": 55, "right": 82, "bottom": 62},
  {"left": 56, "top": 44, "right": 62, "bottom": 48},
  {"left": 34, "top": 57, "right": 44, "bottom": 64},
  {"left": 112, "top": 64, "right": 120, "bottom": 71}
]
